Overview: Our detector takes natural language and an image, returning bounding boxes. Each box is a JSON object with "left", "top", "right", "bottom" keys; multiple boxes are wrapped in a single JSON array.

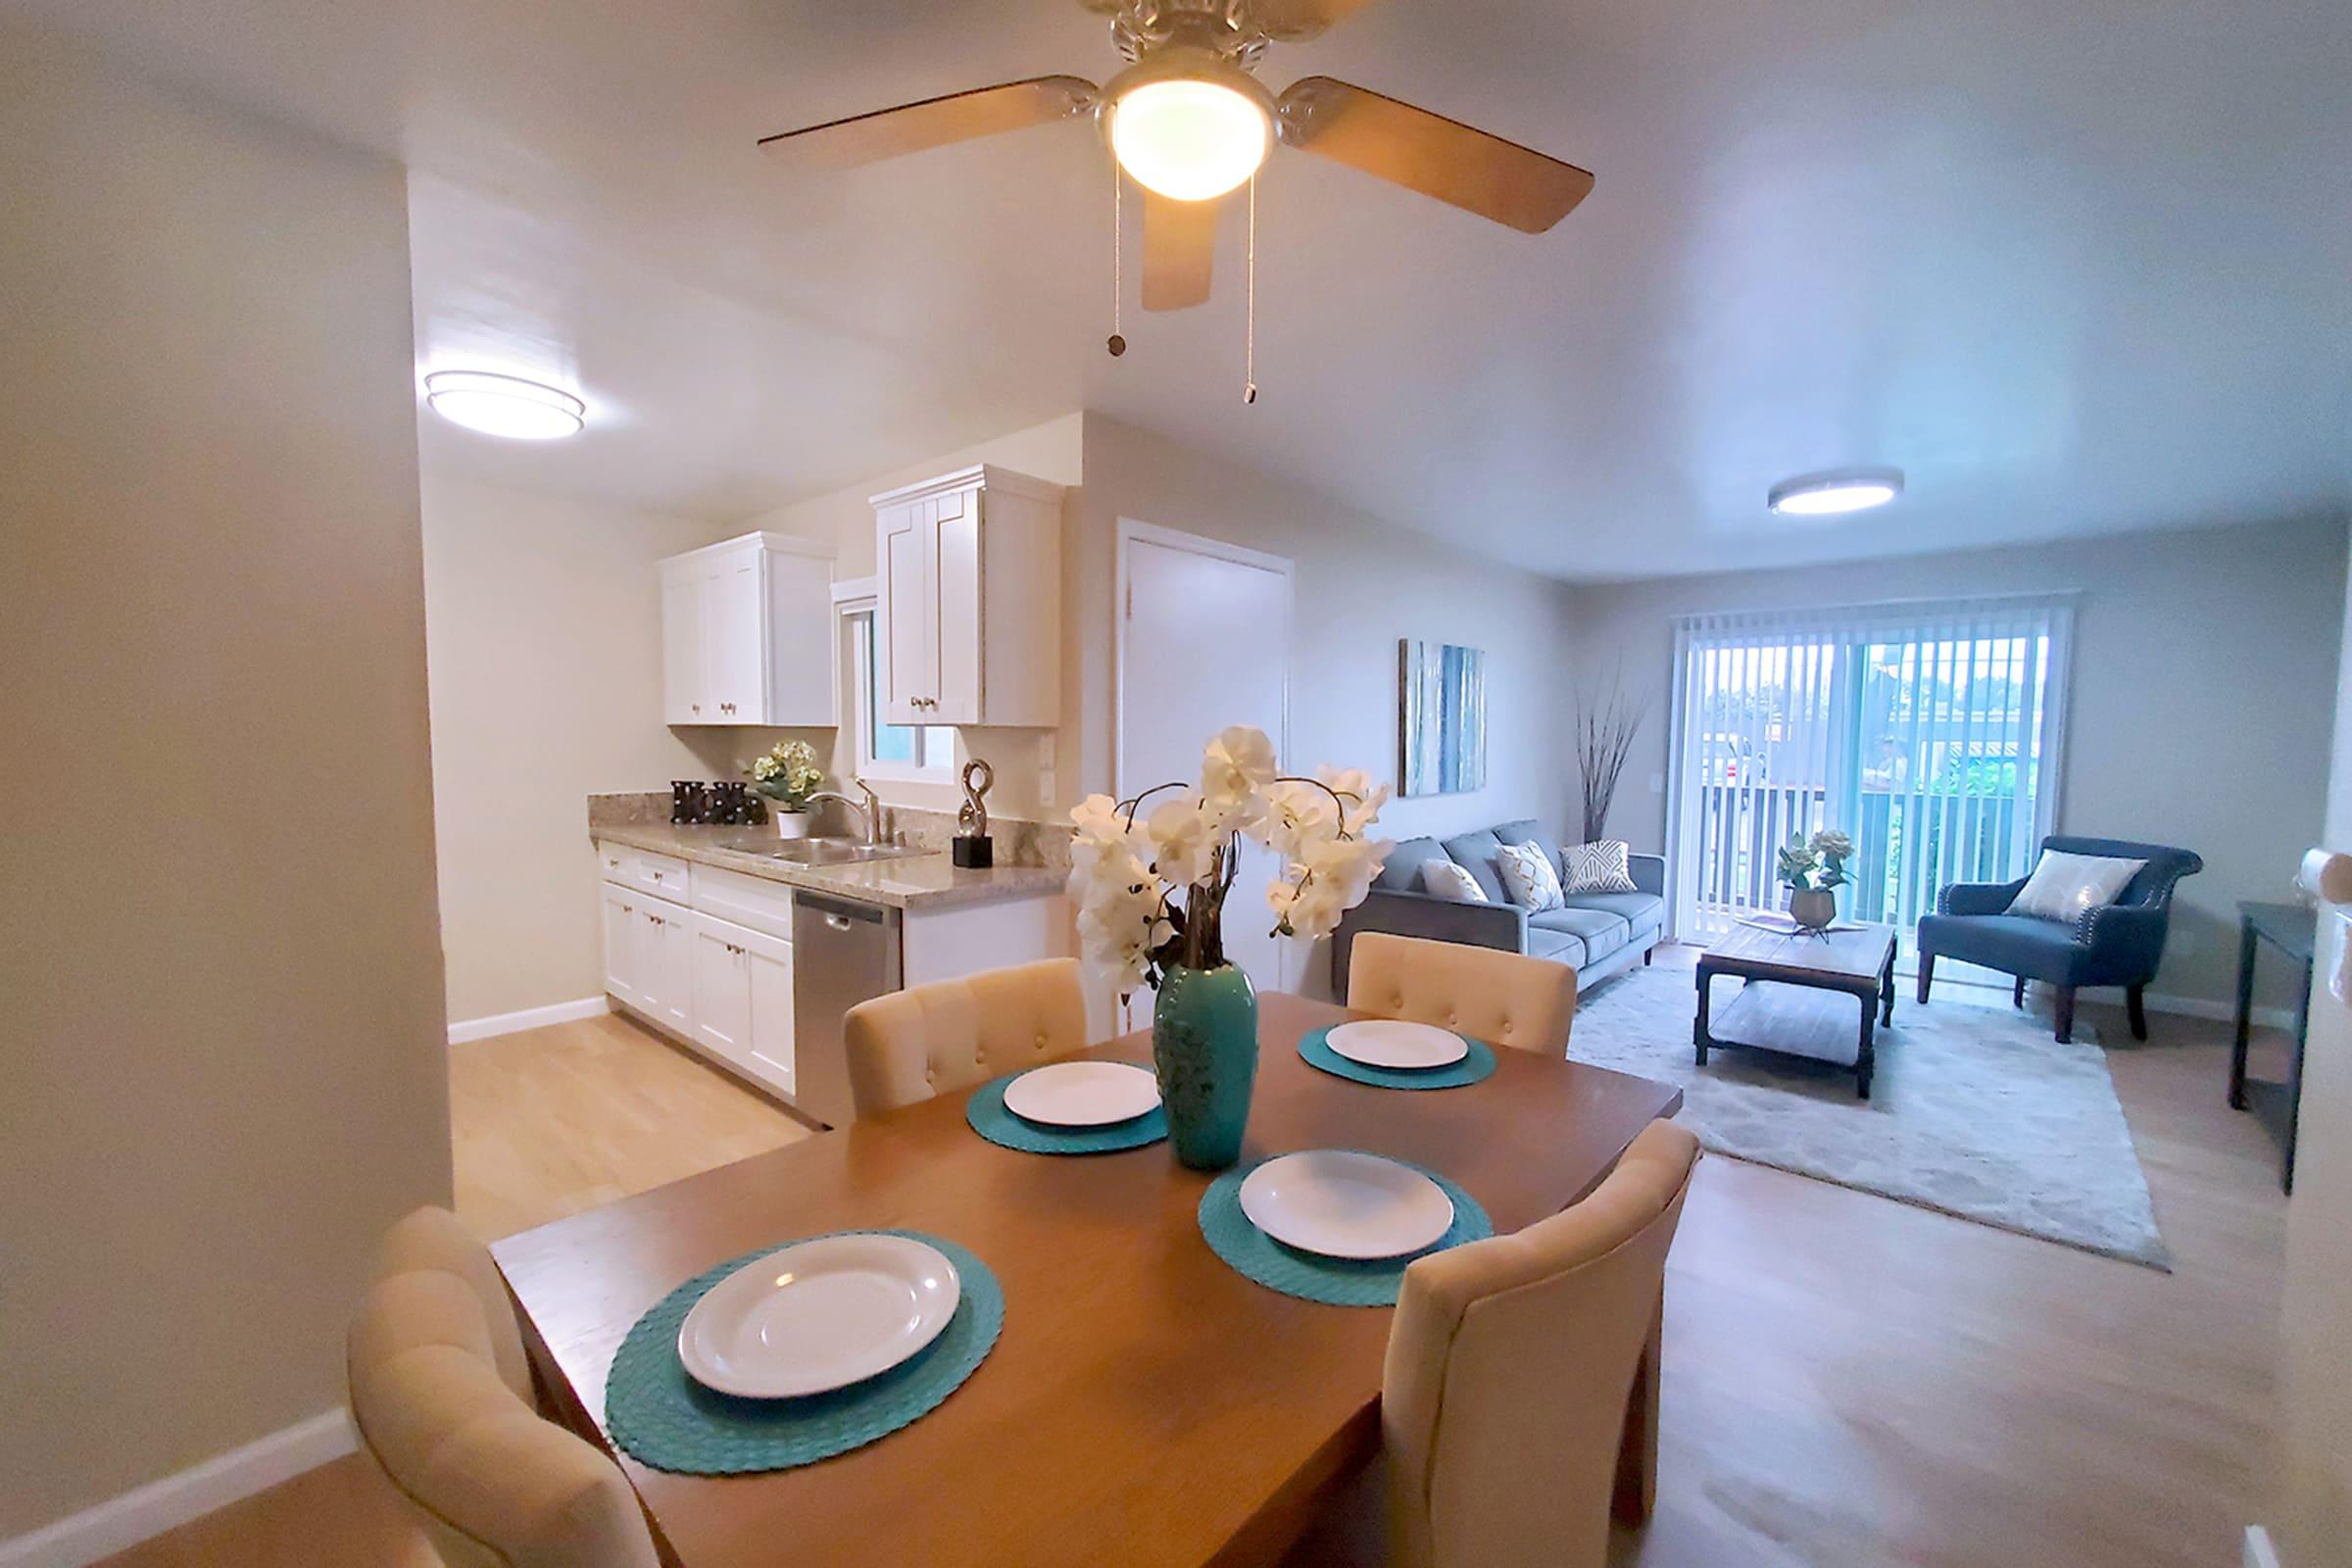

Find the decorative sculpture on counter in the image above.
[{"left": 954, "top": 760, "right": 996, "bottom": 868}]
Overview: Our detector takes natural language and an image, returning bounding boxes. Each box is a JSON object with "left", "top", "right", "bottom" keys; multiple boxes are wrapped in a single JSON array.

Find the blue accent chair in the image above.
[{"left": 1915, "top": 835, "right": 2203, "bottom": 1044}]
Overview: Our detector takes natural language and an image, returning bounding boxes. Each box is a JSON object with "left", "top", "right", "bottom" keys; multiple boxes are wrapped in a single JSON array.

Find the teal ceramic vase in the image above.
[{"left": 1151, "top": 962, "right": 1259, "bottom": 1170}]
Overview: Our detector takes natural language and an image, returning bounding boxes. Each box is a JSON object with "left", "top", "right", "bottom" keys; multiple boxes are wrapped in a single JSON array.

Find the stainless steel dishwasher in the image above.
[{"left": 792, "top": 891, "right": 903, "bottom": 1127}]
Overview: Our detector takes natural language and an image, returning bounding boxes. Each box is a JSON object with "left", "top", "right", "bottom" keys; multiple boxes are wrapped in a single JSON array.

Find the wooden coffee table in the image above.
[{"left": 1693, "top": 922, "right": 1898, "bottom": 1099}]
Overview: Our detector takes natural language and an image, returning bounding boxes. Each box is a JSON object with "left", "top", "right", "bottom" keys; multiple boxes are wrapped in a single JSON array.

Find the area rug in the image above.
[{"left": 1569, "top": 965, "right": 2170, "bottom": 1269}]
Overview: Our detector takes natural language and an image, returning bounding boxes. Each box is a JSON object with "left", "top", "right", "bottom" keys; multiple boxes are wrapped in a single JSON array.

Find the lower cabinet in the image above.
[
  {"left": 599, "top": 868, "right": 794, "bottom": 1102},
  {"left": 633, "top": 901, "right": 695, "bottom": 1035},
  {"left": 689, "top": 911, "right": 795, "bottom": 1097},
  {"left": 601, "top": 885, "right": 640, "bottom": 1008}
]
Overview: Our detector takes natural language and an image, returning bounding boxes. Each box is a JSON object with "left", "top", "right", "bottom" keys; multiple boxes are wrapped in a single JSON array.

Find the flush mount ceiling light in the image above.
[
  {"left": 1105, "top": 67, "right": 1272, "bottom": 201},
  {"left": 1769, "top": 467, "right": 1906, "bottom": 516},
  {"left": 422, "top": 369, "right": 585, "bottom": 441}
]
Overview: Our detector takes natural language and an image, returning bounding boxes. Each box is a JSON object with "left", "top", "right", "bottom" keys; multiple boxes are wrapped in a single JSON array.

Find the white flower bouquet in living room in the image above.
[
  {"left": 1065, "top": 725, "right": 1392, "bottom": 1168},
  {"left": 1777, "top": 828, "right": 1855, "bottom": 932}
]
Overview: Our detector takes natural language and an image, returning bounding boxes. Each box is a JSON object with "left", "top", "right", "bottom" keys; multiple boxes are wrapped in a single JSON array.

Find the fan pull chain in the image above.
[
  {"left": 1244, "top": 172, "right": 1258, "bottom": 404},
  {"left": 1107, "top": 166, "right": 1127, "bottom": 359}
]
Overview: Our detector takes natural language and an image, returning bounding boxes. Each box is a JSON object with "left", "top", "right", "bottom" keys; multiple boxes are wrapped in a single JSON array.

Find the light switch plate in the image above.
[{"left": 1649, "top": 772, "right": 1664, "bottom": 794}]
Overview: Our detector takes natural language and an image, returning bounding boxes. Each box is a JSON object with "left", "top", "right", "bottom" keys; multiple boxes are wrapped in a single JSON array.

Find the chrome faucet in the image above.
[{"left": 805, "top": 778, "right": 885, "bottom": 845}]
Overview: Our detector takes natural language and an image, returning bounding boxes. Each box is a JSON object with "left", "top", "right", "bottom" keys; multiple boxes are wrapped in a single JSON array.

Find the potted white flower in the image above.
[
  {"left": 748, "top": 740, "right": 825, "bottom": 839},
  {"left": 1777, "top": 828, "right": 1855, "bottom": 932},
  {"left": 1068, "top": 725, "right": 1392, "bottom": 1168}
]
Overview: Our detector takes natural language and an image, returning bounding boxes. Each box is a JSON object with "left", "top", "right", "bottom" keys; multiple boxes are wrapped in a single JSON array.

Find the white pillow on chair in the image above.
[
  {"left": 1495, "top": 842, "right": 1566, "bottom": 911},
  {"left": 2008, "top": 850, "right": 2146, "bottom": 923},
  {"left": 1422, "top": 860, "right": 1489, "bottom": 903}
]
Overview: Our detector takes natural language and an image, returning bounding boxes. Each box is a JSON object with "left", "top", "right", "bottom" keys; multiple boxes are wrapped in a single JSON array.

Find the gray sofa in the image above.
[{"left": 1333, "top": 817, "right": 1666, "bottom": 997}]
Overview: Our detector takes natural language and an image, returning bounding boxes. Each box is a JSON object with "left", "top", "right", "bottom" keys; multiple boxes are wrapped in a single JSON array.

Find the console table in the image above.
[{"left": 2230, "top": 899, "right": 2314, "bottom": 1194}]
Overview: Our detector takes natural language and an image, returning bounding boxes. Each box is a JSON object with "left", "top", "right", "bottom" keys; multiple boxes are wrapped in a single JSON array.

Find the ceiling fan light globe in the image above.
[{"left": 1109, "top": 78, "right": 1270, "bottom": 201}]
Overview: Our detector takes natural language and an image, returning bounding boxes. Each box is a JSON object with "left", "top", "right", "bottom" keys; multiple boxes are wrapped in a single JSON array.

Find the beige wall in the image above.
[
  {"left": 0, "top": 32, "right": 451, "bottom": 1539},
  {"left": 1561, "top": 514, "right": 2345, "bottom": 1009},
  {"left": 2278, "top": 518, "right": 2352, "bottom": 1560},
  {"left": 420, "top": 476, "right": 746, "bottom": 1022}
]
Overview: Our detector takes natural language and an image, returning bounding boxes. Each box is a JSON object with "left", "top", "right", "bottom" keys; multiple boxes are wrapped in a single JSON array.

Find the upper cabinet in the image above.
[
  {"left": 871, "top": 465, "right": 1063, "bottom": 728},
  {"left": 660, "top": 532, "right": 836, "bottom": 726}
]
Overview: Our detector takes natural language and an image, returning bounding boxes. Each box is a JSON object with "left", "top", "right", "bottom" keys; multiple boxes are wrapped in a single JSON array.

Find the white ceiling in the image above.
[{"left": 19, "top": 0, "right": 2352, "bottom": 577}]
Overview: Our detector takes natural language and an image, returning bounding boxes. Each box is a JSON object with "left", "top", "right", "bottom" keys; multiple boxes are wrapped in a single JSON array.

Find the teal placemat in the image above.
[
  {"left": 1298, "top": 1026, "right": 1497, "bottom": 1091},
  {"left": 605, "top": 1230, "right": 1002, "bottom": 1474},
  {"left": 966, "top": 1071, "right": 1169, "bottom": 1154},
  {"left": 1199, "top": 1154, "right": 1493, "bottom": 1307}
]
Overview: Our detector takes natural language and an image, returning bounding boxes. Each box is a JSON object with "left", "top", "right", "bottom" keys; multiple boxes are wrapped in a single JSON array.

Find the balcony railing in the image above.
[{"left": 1690, "top": 783, "right": 2027, "bottom": 934}]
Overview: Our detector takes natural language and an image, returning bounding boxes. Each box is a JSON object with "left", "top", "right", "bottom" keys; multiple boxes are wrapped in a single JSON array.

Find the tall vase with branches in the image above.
[{"left": 1575, "top": 671, "right": 1649, "bottom": 844}]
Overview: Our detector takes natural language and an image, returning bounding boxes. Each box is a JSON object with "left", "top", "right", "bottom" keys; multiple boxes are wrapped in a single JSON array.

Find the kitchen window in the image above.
[{"left": 837, "top": 590, "right": 953, "bottom": 781}]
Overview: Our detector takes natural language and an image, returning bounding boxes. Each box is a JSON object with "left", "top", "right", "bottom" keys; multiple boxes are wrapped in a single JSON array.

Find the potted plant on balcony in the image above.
[
  {"left": 1778, "top": 829, "right": 1855, "bottom": 932},
  {"left": 749, "top": 740, "right": 824, "bottom": 839},
  {"left": 1067, "top": 726, "right": 1392, "bottom": 1169}
]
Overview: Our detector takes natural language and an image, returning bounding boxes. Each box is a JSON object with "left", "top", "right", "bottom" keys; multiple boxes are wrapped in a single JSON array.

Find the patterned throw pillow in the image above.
[
  {"left": 1422, "top": 860, "right": 1489, "bottom": 903},
  {"left": 2008, "top": 850, "right": 2146, "bottom": 923},
  {"left": 1562, "top": 839, "right": 1638, "bottom": 895},
  {"left": 1495, "top": 841, "right": 1566, "bottom": 911}
]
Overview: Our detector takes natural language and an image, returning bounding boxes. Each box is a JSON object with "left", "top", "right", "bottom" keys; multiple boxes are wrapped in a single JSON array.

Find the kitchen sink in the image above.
[{"left": 735, "top": 837, "right": 927, "bottom": 866}]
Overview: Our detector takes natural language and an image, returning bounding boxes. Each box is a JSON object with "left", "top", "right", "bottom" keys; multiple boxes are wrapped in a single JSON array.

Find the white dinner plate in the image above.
[
  {"left": 1002, "top": 1060, "right": 1162, "bottom": 1127},
  {"left": 677, "top": 1235, "right": 960, "bottom": 1398},
  {"left": 1324, "top": 1019, "right": 1469, "bottom": 1071},
  {"left": 1239, "top": 1151, "right": 1456, "bottom": 1260}
]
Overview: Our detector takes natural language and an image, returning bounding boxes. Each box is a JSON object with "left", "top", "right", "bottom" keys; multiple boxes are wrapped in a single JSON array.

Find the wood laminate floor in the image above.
[{"left": 99, "top": 977, "right": 2289, "bottom": 1568}]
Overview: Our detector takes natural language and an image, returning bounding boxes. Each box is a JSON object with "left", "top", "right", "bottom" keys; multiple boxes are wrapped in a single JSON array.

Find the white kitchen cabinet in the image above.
[
  {"left": 689, "top": 919, "right": 754, "bottom": 1063},
  {"left": 601, "top": 885, "right": 640, "bottom": 1007},
  {"left": 633, "top": 903, "right": 694, "bottom": 1034},
  {"left": 599, "top": 843, "right": 796, "bottom": 1102},
  {"left": 870, "top": 466, "right": 1062, "bottom": 727},
  {"left": 659, "top": 531, "right": 836, "bottom": 726},
  {"left": 690, "top": 910, "right": 795, "bottom": 1097}
]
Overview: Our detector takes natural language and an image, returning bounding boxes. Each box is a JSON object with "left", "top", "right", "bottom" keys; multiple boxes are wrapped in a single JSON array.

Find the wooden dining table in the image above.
[{"left": 493, "top": 992, "right": 1685, "bottom": 1568}]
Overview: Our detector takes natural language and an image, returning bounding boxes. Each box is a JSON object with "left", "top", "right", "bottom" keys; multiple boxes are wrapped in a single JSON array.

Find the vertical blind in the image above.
[{"left": 1663, "top": 594, "right": 2076, "bottom": 942}]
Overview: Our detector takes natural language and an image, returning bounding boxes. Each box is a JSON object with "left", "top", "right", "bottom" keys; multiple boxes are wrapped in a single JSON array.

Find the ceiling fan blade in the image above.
[
  {"left": 1141, "top": 190, "right": 1219, "bottom": 312},
  {"left": 760, "top": 76, "right": 1097, "bottom": 171},
  {"left": 1276, "top": 76, "right": 1593, "bottom": 233},
  {"left": 1250, "top": 0, "right": 1384, "bottom": 41}
]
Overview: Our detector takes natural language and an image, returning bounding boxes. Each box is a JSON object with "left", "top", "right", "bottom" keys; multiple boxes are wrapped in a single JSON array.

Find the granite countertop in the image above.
[{"left": 592, "top": 821, "right": 1064, "bottom": 912}]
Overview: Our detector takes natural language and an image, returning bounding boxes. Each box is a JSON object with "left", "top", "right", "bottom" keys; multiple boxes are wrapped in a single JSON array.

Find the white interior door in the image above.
[{"left": 1118, "top": 523, "right": 1294, "bottom": 1004}]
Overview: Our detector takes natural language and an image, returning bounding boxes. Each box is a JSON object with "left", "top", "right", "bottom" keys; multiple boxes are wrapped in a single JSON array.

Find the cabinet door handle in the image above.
[{"left": 692, "top": 703, "right": 701, "bottom": 712}]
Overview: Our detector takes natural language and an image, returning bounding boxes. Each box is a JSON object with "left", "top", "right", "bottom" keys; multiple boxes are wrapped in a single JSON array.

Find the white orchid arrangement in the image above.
[
  {"left": 748, "top": 739, "right": 824, "bottom": 811},
  {"left": 1067, "top": 726, "right": 1394, "bottom": 997}
]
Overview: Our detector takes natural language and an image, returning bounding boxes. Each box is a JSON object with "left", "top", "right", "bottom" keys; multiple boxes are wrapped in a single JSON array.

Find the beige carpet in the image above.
[{"left": 1568, "top": 965, "right": 2169, "bottom": 1268}]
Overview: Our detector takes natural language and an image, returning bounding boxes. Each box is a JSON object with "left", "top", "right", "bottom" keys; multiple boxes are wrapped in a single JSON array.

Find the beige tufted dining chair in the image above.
[
  {"left": 845, "top": 956, "right": 1093, "bottom": 1116},
  {"left": 1346, "top": 931, "right": 1581, "bottom": 1055},
  {"left": 348, "top": 1207, "right": 661, "bottom": 1568},
  {"left": 1376, "top": 1120, "right": 1700, "bottom": 1568}
]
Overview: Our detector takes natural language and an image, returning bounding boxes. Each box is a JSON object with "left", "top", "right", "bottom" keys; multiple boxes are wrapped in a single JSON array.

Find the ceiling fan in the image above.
[{"left": 758, "top": 0, "right": 1594, "bottom": 314}]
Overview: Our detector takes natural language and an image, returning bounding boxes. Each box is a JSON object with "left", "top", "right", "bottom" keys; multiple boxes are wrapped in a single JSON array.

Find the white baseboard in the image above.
[
  {"left": 2246, "top": 1524, "right": 2282, "bottom": 1568},
  {"left": 2142, "top": 991, "right": 2297, "bottom": 1031},
  {"left": 447, "top": 993, "right": 611, "bottom": 1045},
  {"left": 1914, "top": 972, "right": 2297, "bottom": 1034},
  {"left": 0, "top": 1408, "right": 356, "bottom": 1568}
]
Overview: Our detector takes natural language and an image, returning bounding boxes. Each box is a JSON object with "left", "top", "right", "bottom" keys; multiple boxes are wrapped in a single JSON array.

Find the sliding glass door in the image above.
[{"left": 1664, "top": 595, "right": 2074, "bottom": 945}]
